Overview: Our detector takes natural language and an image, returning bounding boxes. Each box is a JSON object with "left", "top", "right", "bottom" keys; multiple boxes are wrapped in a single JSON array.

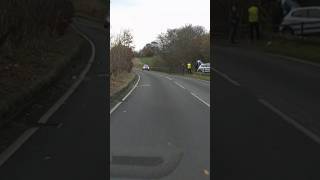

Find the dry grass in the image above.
[
  {"left": 132, "top": 58, "right": 143, "bottom": 69},
  {"left": 0, "top": 27, "right": 83, "bottom": 123},
  {"left": 110, "top": 72, "right": 135, "bottom": 97}
]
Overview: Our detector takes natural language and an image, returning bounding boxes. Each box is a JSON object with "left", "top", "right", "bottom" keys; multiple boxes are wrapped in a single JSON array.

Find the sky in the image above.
[{"left": 110, "top": 0, "right": 210, "bottom": 51}]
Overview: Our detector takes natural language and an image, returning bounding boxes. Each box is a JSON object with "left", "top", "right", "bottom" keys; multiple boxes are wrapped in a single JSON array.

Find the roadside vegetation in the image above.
[
  {"left": 0, "top": 0, "right": 80, "bottom": 126},
  {"left": 110, "top": 30, "right": 135, "bottom": 97},
  {"left": 138, "top": 25, "right": 210, "bottom": 80},
  {"left": 258, "top": 37, "right": 320, "bottom": 64}
]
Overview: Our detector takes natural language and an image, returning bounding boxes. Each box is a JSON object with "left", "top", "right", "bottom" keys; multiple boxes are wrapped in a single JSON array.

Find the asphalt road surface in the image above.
[
  {"left": 213, "top": 45, "right": 320, "bottom": 180},
  {"left": 0, "top": 22, "right": 107, "bottom": 179},
  {"left": 110, "top": 70, "right": 210, "bottom": 179}
]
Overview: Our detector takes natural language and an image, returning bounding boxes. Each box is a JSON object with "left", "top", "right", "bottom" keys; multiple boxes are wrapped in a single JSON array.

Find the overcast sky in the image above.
[{"left": 110, "top": 0, "right": 210, "bottom": 50}]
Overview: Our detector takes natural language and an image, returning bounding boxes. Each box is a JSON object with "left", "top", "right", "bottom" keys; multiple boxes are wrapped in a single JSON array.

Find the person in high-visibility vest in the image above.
[
  {"left": 187, "top": 63, "right": 192, "bottom": 74},
  {"left": 248, "top": 3, "right": 260, "bottom": 41}
]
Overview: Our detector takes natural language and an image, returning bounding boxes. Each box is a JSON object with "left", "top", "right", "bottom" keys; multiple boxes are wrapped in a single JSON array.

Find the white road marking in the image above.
[
  {"left": 212, "top": 68, "right": 240, "bottom": 86},
  {"left": 0, "top": 24, "right": 96, "bottom": 167},
  {"left": 258, "top": 99, "right": 320, "bottom": 144},
  {"left": 190, "top": 92, "right": 210, "bottom": 107},
  {"left": 174, "top": 81, "right": 186, "bottom": 89},
  {"left": 110, "top": 102, "right": 122, "bottom": 114},
  {"left": 138, "top": 84, "right": 151, "bottom": 87},
  {"left": 166, "top": 76, "right": 173, "bottom": 80},
  {"left": 110, "top": 73, "right": 141, "bottom": 114},
  {"left": 0, "top": 128, "right": 37, "bottom": 167},
  {"left": 121, "top": 73, "right": 141, "bottom": 102}
]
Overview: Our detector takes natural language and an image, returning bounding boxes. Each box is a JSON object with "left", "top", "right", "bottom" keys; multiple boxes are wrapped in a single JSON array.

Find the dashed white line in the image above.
[
  {"left": 190, "top": 92, "right": 210, "bottom": 107},
  {"left": 258, "top": 98, "right": 320, "bottom": 144},
  {"left": 166, "top": 76, "right": 173, "bottom": 80},
  {"left": 212, "top": 68, "right": 240, "bottom": 86},
  {"left": 174, "top": 81, "right": 185, "bottom": 89}
]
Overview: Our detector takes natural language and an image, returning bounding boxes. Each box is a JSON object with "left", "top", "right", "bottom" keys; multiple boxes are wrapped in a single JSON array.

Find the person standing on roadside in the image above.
[
  {"left": 248, "top": 2, "right": 260, "bottom": 41},
  {"left": 229, "top": 3, "right": 240, "bottom": 44},
  {"left": 187, "top": 63, "right": 192, "bottom": 74}
]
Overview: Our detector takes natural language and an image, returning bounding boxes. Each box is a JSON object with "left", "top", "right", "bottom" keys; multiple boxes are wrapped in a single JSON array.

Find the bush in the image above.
[
  {"left": 141, "top": 25, "right": 210, "bottom": 72},
  {"left": 0, "top": 0, "right": 75, "bottom": 57},
  {"left": 110, "top": 30, "right": 134, "bottom": 77}
]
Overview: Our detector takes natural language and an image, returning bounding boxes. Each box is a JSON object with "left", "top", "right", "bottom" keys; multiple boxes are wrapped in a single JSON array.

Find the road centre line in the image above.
[
  {"left": 258, "top": 98, "right": 320, "bottom": 144},
  {"left": 190, "top": 92, "right": 210, "bottom": 107},
  {"left": 166, "top": 76, "right": 173, "bottom": 80},
  {"left": 212, "top": 68, "right": 240, "bottom": 86},
  {"left": 174, "top": 81, "right": 186, "bottom": 89}
]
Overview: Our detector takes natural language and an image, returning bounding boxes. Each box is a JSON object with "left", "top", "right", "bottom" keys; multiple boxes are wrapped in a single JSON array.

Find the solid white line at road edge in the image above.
[
  {"left": 0, "top": 23, "right": 96, "bottom": 167},
  {"left": 110, "top": 73, "right": 141, "bottom": 114},
  {"left": 190, "top": 92, "right": 210, "bottom": 107},
  {"left": 259, "top": 99, "right": 320, "bottom": 144},
  {"left": 212, "top": 68, "right": 240, "bottom": 86},
  {"left": 110, "top": 102, "right": 122, "bottom": 114}
]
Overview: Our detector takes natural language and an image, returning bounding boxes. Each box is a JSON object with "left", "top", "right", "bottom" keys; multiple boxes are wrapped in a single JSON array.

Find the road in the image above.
[
  {"left": 213, "top": 45, "right": 320, "bottom": 179},
  {"left": 0, "top": 22, "right": 108, "bottom": 179},
  {"left": 110, "top": 70, "right": 210, "bottom": 179}
]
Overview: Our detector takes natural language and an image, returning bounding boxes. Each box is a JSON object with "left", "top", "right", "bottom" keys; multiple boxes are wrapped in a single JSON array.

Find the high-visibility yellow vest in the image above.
[
  {"left": 248, "top": 6, "right": 259, "bottom": 23},
  {"left": 187, "top": 63, "right": 191, "bottom": 69}
]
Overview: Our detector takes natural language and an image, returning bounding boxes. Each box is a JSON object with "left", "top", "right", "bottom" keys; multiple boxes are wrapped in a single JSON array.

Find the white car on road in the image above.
[
  {"left": 197, "top": 63, "right": 210, "bottom": 73},
  {"left": 142, "top": 64, "right": 150, "bottom": 71},
  {"left": 280, "top": 6, "right": 320, "bottom": 35}
]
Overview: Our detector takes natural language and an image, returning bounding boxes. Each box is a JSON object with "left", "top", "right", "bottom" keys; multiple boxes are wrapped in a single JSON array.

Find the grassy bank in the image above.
[
  {"left": 257, "top": 37, "right": 320, "bottom": 64},
  {"left": 0, "top": 25, "right": 92, "bottom": 153},
  {"left": 110, "top": 72, "right": 136, "bottom": 108},
  {"left": 184, "top": 72, "right": 210, "bottom": 81},
  {"left": 0, "top": 27, "right": 84, "bottom": 126}
]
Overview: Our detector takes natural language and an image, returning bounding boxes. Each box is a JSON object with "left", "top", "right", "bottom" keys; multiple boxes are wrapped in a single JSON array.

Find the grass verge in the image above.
[
  {"left": 257, "top": 37, "right": 320, "bottom": 64},
  {"left": 0, "top": 26, "right": 91, "bottom": 153},
  {"left": 184, "top": 72, "right": 210, "bottom": 81},
  {"left": 110, "top": 72, "right": 137, "bottom": 109}
]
